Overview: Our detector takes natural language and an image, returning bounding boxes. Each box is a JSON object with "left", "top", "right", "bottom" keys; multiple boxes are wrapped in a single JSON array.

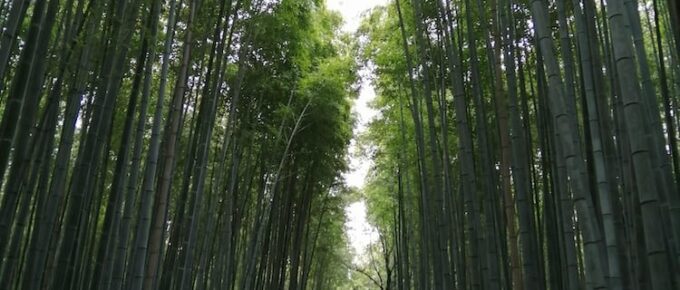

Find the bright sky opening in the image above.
[{"left": 328, "top": 0, "right": 388, "bottom": 265}]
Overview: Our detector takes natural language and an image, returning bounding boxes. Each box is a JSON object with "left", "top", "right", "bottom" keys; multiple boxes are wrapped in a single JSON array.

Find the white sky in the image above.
[
  {"left": 328, "top": 0, "right": 388, "bottom": 264},
  {"left": 327, "top": 0, "right": 388, "bottom": 33}
]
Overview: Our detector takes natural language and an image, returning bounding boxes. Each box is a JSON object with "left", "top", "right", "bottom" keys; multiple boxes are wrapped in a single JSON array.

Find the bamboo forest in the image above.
[{"left": 1, "top": 0, "right": 680, "bottom": 287}]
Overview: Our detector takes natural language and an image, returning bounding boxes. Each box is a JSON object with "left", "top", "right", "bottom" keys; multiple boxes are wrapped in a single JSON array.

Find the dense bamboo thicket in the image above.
[
  {"left": 1, "top": 0, "right": 680, "bottom": 288},
  {"left": 358, "top": 0, "right": 680, "bottom": 289},
  {"left": 0, "top": 0, "right": 357, "bottom": 289}
]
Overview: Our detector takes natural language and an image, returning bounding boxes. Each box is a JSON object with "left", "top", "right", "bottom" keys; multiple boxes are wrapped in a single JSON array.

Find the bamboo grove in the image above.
[
  {"left": 0, "top": 0, "right": 359, "bottom": 288},
  {"left": 1, "top": 0, "right": 680, "bottom": 287},
  {"left": 358, "top": 0, "right": 680, "bottom": 289}
]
